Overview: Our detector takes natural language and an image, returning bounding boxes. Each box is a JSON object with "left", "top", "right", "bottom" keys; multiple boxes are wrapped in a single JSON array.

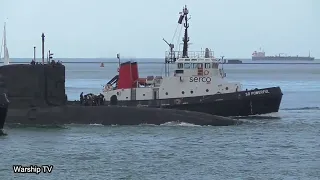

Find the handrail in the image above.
[{"left": 165, "top": 50, "right": 215, "bottom": 59}]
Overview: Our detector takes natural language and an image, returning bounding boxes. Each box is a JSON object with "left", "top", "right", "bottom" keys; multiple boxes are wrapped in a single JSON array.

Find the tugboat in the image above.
[{"left": 100, "top": 5, "right": 283, "bottom": 117}]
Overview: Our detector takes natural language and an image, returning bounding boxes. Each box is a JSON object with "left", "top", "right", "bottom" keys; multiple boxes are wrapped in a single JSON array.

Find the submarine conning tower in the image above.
[
  {"left": 0, "top": 63, "right": 66, "bottom": 108},
  {"left": 0, "top": 33, "right": 66, "bottom": 109}
]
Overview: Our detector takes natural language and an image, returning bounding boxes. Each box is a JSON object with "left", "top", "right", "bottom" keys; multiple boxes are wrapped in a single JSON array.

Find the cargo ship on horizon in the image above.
[{"left": 252, "top": 48, "right": 315, "bottom": 61}]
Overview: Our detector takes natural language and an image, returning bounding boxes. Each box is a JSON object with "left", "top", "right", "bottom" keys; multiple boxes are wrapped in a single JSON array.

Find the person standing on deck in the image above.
[{"left": 80, "top": 92, "right": 83, "bottom": 105}]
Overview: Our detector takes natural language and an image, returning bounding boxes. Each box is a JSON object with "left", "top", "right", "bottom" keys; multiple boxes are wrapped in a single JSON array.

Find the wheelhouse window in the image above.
[
  {"left": 184, "top": 63, "right": 191, "bottom": 69},
  {"left": 175, "top": 70, "right": 184, "bottom": 74},
  {"left": 205, "top": 63, "right": 211, "bottom": 69},
  {"left": 212, "top": 63, "right": 218, "bottom": 69},
  {"left": 177, "top": 63, "right": 183, "bottom": 69},
  {"left": 192, "top": 63, "right": 203, "bottom": 68}
]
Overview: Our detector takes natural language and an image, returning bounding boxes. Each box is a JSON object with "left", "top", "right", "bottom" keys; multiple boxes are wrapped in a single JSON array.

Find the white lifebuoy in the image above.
[{"left": 204, "top": 70, "right": 209, "bottom": 75}]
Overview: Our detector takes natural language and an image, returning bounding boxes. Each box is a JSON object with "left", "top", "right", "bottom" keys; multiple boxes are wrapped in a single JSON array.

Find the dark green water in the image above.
[{"left": 1, "top": 119, "right": 319, "bottom": 180}]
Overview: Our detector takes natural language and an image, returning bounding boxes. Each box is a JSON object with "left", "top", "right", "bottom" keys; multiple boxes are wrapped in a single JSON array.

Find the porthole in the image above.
[
  {"left": 206, "top": 89, "right": 209, "bottom": 92},
  {"left": 182, "top": 91, "right": 185, "bottom": 94},
  {"left": 143, "top": 94, "right": 145, "bottom": 96},
  {"left": 226, "top": 87, "right": 229, "bottom": 90},
  {"left": 190, "top": 90, "right": 193, "bottom": 94},
  {"left": 165, "top": 92, "right": 168, "bottom": 95}
]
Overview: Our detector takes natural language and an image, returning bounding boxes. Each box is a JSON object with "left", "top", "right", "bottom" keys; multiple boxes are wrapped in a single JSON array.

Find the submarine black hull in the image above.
[
  {"left": 0, "top": 74, "right": 9, "bottom": 135},
  {"left": 5, "top": 106, "right": 241, "bottom": 126},
  {"left": 0, "top": 107, "right": 8, "bottom": 135},
  {"left": 83, "top": 87, "right": 282, "bottom": 117}
]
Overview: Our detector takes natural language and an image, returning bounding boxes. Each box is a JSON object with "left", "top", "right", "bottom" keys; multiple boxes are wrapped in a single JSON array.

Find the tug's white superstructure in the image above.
[
  {"left": 102, "top": 50, "right": 241, "bottom": 102},
  {"left": 102, "top": 5, "right": 241, "bottom": 103},
  {"left": 98, "top": 5, "right": 282, "bottom": 118}
]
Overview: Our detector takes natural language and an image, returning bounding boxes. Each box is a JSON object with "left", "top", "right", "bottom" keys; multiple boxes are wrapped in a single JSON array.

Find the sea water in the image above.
[{"left": 1, "top": 59, "right": 319, "bottom": 179}]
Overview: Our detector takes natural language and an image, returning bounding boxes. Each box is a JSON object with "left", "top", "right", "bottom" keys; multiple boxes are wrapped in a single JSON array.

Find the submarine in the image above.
[
  {"left": 0, "top": 74, "right": 9, "bottom": 135},
  {"left": 0, "top": 34, "right": 240, "bottom": 126}
]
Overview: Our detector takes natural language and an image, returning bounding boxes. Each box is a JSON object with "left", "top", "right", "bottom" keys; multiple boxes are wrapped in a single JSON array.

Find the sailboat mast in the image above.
[
  {"left": 3, "top": 22, "right": 6, "bottom": 49},
  {"left": 1, "top": 23, "right": 5, "bottom": 59},
  {"left": 0, "top": 27, "right": 3, "bottom": 58},
  {"left": 2, "top": 22, "right": 10, "bottom": 65}
]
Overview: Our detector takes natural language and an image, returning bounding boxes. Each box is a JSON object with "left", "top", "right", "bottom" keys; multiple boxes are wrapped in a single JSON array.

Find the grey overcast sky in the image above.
[{"left": 1, "top": 0, "right": 319, "bottom": 58}]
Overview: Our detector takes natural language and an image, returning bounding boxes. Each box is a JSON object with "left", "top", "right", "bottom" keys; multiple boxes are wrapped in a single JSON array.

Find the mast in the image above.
[
  {"left": 33, "top": 46, "right": 36, "bottom": 62},
  {"left": 0, "top": 23, "right": 4, "bottom": 62},
  {"left": 3, "top": 22, "right": 6, "bottom": 53},
  {"left": 163, "top": 5, "right": 190, "bottom": 77},
  {"left": 2, "top": 22, "right": 10, "bottom": 65},
  {"left": 179, "top": 5, "right": 189, "bottom": 58},
  {"left": 41, "top": 33, "right": 45, "bottom": 64}
]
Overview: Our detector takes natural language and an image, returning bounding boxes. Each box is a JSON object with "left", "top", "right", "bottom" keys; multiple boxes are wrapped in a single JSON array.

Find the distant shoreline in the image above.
[
  {"left": 5, "top": 58, "right": 320, "bottom": 61},
  {"left": 1, "top": 62, "right": 320, "bottom": 65}
]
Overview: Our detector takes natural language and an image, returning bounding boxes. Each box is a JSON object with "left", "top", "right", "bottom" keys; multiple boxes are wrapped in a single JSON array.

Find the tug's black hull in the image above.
[
  {"left": 99, "top": 87, "right": 283, "bottom": 117},
  {"left": 164, "top": 87, "right": 283, "bottom": 116}
]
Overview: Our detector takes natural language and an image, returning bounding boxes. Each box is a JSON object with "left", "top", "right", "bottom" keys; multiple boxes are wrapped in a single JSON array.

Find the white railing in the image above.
[{"left": 165, "top": 50, "right": 215, "bottom": 59}]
